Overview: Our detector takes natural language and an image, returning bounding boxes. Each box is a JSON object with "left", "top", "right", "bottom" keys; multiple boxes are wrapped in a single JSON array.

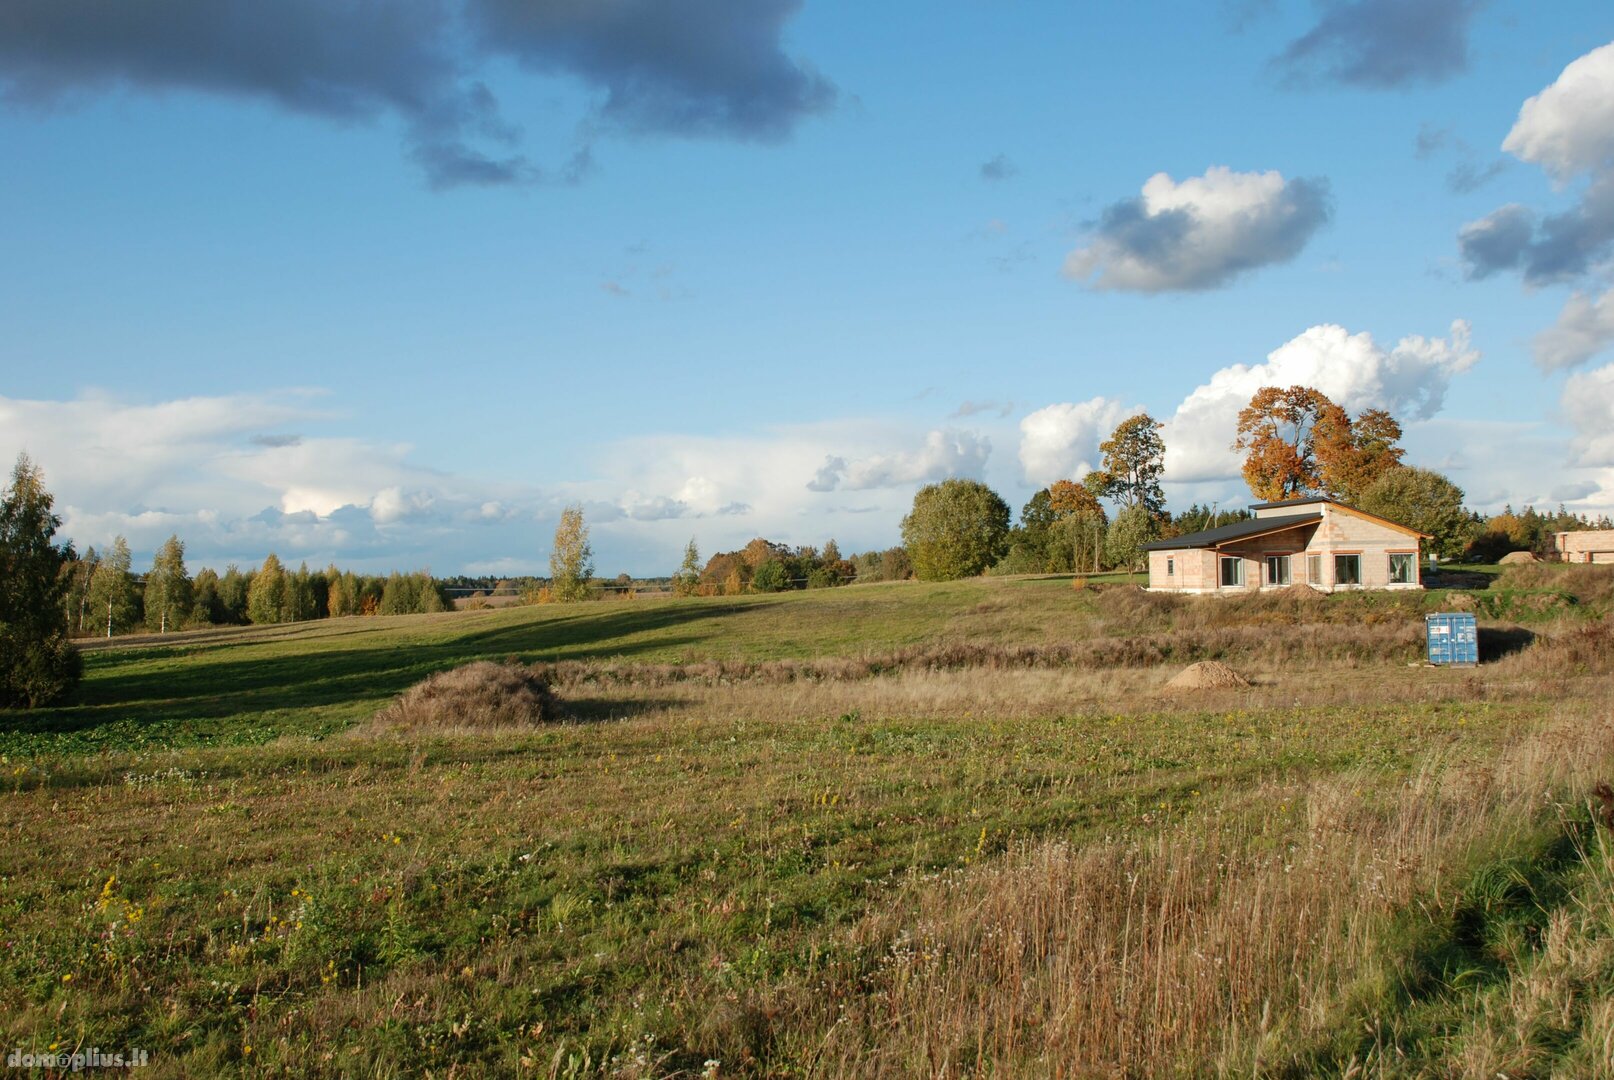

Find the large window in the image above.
[
  {"left": 1219, "top": 556, "right": 1245, "bottom": 588},
  {"left": 1388, "top": 552, "right": 1416, "bottom": 585},
  {"left": 1334, "top": 554, "right": 1362, "bottom": 586},
  {"left": 1306, "top": 553, "right": 1322, "bottom": 585},
  {"left": 1266, "top": 554, "right": 1292, "bottom": 586}
]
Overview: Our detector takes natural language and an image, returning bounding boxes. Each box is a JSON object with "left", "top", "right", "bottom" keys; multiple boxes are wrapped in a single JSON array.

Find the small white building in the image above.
[{"left": 1141, "top": 497, "right": 1429, "bottom": 594}]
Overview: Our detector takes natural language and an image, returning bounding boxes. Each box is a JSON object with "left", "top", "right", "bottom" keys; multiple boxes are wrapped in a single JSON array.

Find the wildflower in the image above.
[{"left": 61, "top": 974, "right": 72, "bottom": 983}]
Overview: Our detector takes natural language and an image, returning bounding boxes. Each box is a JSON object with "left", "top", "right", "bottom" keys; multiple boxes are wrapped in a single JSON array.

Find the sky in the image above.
[{"left": 3, "top": 0, "right": 1614, "bottom": 576}]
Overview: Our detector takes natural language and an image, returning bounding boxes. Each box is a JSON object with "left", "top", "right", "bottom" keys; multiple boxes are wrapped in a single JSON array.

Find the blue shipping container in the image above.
[{"left": 1426, "top": 612, "right": 1479, "bottom": 666}]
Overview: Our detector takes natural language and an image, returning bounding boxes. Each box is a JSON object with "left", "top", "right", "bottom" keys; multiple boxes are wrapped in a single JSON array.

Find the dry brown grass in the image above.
[
  {"left": 527, "top": 621, "right": 1424, "bottom": 693},
  {"left": 365, "top": 660, "right": 554, "bottom": 732},
  {"left": 766, "top": 700, "right": 1614, "bottom": 1078}
]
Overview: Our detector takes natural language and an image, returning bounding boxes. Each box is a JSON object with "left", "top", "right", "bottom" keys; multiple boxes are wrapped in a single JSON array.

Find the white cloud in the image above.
[
  {"left": 1017, "top": 398, "right": 1140, "bottom": 487},
  {"left": 1502, "top": 41, "right": 1614, "bottom": 183},
  {"left": 0, "top": 390, "right": 536, "bottom": 571},
  {"left": 1161, "top": 320, "right": 1478, "bottom": 483},
  {"left": 1064, "top": 166, "right": 1331, "bottom": 292},
  {"left": 1462, "top": 42, "right": 1614, "bottom": 284},
  {"left": 1534, "top": 288, "right": 1614, "bottom": 372},
  {"left": 806, "top": 429, "right": 991, "bottom": 492},
  {"left": 1564, "top": 361, "right": 1614, "bottom": 468}
]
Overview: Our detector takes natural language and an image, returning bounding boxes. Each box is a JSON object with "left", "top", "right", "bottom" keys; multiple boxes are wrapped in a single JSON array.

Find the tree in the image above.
[
  {"left": 246, "top": 553, "right": 287, "bottom": 624},
  {"left": 1105, "top": 504, "right": 1158, "bottom": 575},
  {"left": 673, "top": 538, "right": 701, "bottom": 597},
  {"left": 191, "top": 567, "right": 223, "bottom": 625},
  {"left": 549, "top": 505, "right": 594, "bottom": 602},
  {"left": 1233, "top": 386, "right": 1346, "bottom": 501},
  {"left": 217, "top": 565, "right": 249, "bottom": 624},
  {"left": 1094, "top": 414, "right": 1166, "bottom": 517},
  {"left": 144, "top": 534, "right": 193, "bottom": 633},
  {"left": 62, "top": 544, "right": 100, "bottom": 634},
  {"left": 1316, "top": 407, "right": 1405, "bottom": 502},
  {"left": 1356, "top": 466, "right": 1470, "bottom": 561},
  {"left": 751, "top": 559, "right": 789, "bottom": 592},
  {"left": 87, "top": 536, "right": 138, "bottom": 638},
  {"left": 0, "top": 454, "right": 82, "bottom": 707},
  {"left": 901, "top": 479, "right": 1011, "bottom": 581}
]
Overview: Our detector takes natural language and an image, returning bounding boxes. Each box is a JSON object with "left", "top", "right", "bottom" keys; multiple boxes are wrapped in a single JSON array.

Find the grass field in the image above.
[{"left": 3, "top": 574, "right": 1613, "bottom": 1077}]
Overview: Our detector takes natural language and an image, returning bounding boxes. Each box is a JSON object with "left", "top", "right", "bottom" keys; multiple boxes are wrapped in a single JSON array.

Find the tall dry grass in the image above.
[
  {"left": 758, "top": 700, "right": 1614, "bottom": 1077},
  {"left": 365, "top": 660, "right": 554, "bottom": 732}
]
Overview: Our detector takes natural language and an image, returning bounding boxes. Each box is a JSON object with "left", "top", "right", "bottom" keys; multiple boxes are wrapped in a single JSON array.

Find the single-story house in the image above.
[
  {"left": 1554, "top": 530, "right": 1614, "bottom": 564},
  {"left": 1140, "top": 497, "right": 1429, "bottom": 594}
]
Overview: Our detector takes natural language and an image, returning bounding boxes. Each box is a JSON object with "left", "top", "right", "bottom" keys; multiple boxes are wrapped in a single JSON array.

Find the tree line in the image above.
[{"left": 59, "top": 537, "right": 453, "bottom": 639}]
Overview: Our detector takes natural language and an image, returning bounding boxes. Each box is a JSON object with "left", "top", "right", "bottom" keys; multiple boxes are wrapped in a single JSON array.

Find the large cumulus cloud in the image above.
[
  {"left": 0, "top": 0, "right": 833, "bottom": 189},
  {"left": 1017, "top": 398, "right": 1141, "bottom": 487},
  {"left": 1161, "top": 320, "right": 1478, "bottom": 483},
  {"left": 1063, "top": 167, "right": 1331, "bottom": 293}
]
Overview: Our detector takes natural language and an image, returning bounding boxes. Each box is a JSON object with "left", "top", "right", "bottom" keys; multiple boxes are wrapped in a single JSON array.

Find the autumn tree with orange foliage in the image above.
[{"left": 1234, "top": 386, "right": 1404, "bottom": 503}]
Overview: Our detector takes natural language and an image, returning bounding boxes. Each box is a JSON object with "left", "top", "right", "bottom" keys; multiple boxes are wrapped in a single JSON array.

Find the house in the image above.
[
  {"left": 1554, "top": 530, "right": 1614, "bottom": 564},
  {"left": 1140, "top": 497, "right": 1429, "bottom": 594}
]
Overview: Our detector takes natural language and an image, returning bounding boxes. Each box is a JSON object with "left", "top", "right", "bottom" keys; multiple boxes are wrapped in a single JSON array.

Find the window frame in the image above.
[
  {"left": 1166, "top": 556, "right": 1175, "bottom": 577},
  {"left": 1219, "top": 555, "right": 1245, "bottom": 588},
  {"left": 1265, "top": 553, "right": 1293, "bottom": 586},
  {"left": 1306, "top": 553, "right": 1322, "bottom": 585},
  {"left": 1387, "top": 551, "right": 1417, "bottom": 585},
  {"left": 1333, "top": 552, "right": 1363, "bottom": 587}
]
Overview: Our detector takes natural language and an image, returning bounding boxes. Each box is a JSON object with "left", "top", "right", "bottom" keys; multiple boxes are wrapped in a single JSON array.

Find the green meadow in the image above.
[{"left": 3, "top": 572, "right": 1612, "bottom": 1076}]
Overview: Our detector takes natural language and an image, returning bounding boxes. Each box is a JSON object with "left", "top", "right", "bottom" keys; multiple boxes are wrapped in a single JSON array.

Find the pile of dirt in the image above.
[
  {"left": 1499, "top": 551, "right": 1538, "bottom": 565},
  {"left": 370, "top": 661, "right": 555, "bottom": 731},
  {"left": 1164, "top": 660, "right": 1252, "bottom": 691}
]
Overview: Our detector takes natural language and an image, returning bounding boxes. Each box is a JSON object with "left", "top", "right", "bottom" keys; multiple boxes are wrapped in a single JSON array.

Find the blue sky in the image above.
[{"left": 3, "top": 1, "right": 1614, "bottom": 575}]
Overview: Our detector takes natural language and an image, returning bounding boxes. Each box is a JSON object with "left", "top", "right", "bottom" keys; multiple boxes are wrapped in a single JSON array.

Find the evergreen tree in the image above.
[
  {"left": 144, "top": 534, "right": 193, "bottom": 633},
  {"left": 0, "top": 454, "right": 82, "bottom": 706},
  {"left": 191, "top": 567, "right": 223, "bottom": 625},
  {"left": 217, "top": 565, "right": 249, "bottom": 624}
]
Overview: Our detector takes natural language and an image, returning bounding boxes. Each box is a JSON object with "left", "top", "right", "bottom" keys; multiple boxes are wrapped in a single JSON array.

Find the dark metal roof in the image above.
[{"left": 1139, "top": 512, "right": 1322, "bottom": 551}]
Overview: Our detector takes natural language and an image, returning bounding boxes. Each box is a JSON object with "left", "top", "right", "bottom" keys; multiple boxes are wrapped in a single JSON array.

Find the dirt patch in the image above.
[
  {"left": 1164, "top": 660, "right": 1252, "bottom": 691},
  {"left": 370, "top": 661, "right": 555, "bottom": 731},
  {"left": 1499, "top": 551, "right": 1538, "bottom": 565}
]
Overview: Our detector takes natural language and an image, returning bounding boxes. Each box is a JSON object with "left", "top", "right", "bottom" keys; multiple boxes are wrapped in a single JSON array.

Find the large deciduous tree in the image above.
[
  {"left": 1094, "top": 414, "right": 1166, "bottom": 517},
  {"left": 1356, "top": 466, "right": 1470, "bottom": 561},
  {"left": 901, "top": 479, "right": 1011, "bottom": 581},
  {"left": 1316, "top": 407, "right": 1405, "bottom": 503},
  {"left": 1236, "top": 386, "right": 1407, "bottom": 503},
  {"left": 0, "top": 454, "right": 82, "bottom": 707},
  {"left": 549, "top": 505, "right": 594, "bottom": 602},
  {"left": 1233, "top": 386, "right": 1344, "bottom": 501},
  {"left": 144, "top": 534, "right": 193, "bottom": 634}
]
